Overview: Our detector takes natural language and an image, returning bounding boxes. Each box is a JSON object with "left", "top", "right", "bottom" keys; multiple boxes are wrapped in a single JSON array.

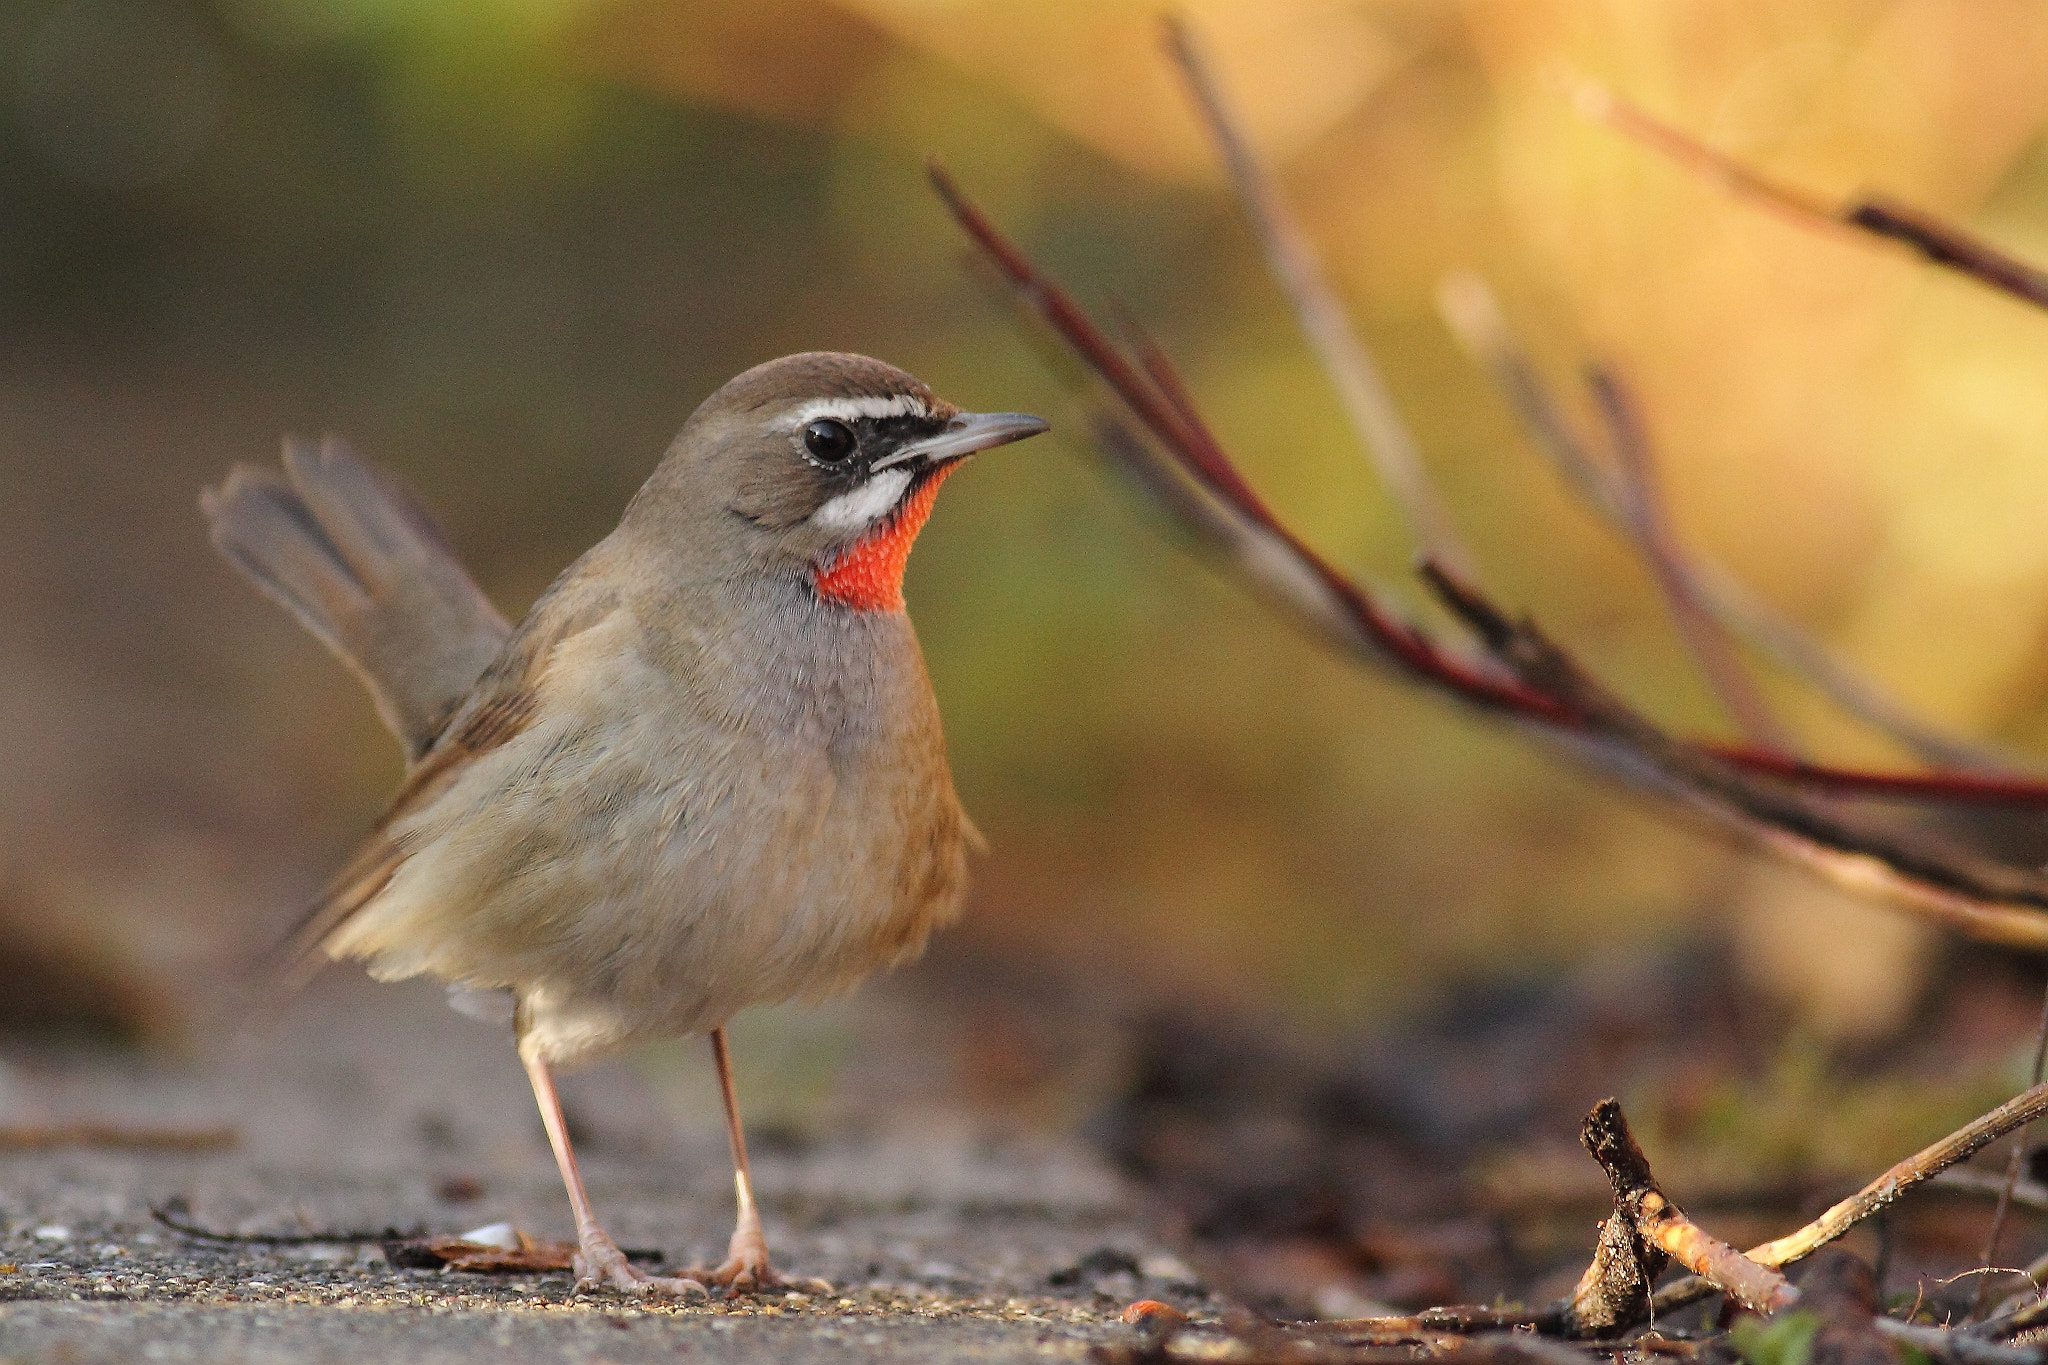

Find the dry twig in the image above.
[
  {"left": 1640, "top": 1078, "right": 2048, "bottom": 1321},
  {"left": 1566, "top": 1099, "right": 1795, "bottom": 1332},
  {"left": 1587, "top": 369, "right": 1794, "bottom": 753},
  {"left": 152, "top": 1199, "right": 421, "bottom": 1247},
  {"left": 933, "top": 163, "right": 2048, "bottom": 804},
  {"left": 0, "top": 1123, "right": 237, "bottom": 1152},
  {"left": 1161, "top": 14, "right": 1476, "bottom": 580},
  {"left": 1572, "top": 80, "right": 2048, "bottom": 311},
  {"left": 1980, "top": 989, "right": 2048, "bottom": 1312},
  {"left": 382, "top": 1230, "right": 589, "bottom": 1275},
  {"left": 1435, "top": 270, "right": 2032, "bottom": 778}
]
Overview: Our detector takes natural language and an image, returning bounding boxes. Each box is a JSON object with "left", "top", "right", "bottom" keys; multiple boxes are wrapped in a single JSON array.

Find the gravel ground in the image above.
[{"left": 0, "top": 973, "right": 1204, "bottom": 1363}]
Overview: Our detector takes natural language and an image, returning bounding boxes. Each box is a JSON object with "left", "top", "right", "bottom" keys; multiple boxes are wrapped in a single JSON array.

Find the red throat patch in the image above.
[{"left": 811, "top": 463, "right": 957, "bottom": 613}]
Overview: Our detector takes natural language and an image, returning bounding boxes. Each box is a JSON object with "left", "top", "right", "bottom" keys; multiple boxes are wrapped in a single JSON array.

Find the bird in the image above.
[{"left": 201, "top": 352, "right": 1049, "bottom": 1297}]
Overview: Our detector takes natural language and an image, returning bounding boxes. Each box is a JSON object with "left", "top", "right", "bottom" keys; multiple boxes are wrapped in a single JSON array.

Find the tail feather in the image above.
[{"left": 202, "top": 436, "right": 511, "bottom": 761}]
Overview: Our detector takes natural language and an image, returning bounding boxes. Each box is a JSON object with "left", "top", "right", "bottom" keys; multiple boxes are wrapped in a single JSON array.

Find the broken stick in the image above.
[{"left": 1567, "top": 1099, "right": 1795, "bottom": 1335}]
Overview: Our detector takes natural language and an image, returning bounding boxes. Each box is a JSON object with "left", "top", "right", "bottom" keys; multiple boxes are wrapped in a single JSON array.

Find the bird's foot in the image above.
[
  {"left": 573, "top": 1232, "right": 708, "bottom": 1299},
  {"left": 690, "top": 1225, "right": 832, "bottom": 1298}
]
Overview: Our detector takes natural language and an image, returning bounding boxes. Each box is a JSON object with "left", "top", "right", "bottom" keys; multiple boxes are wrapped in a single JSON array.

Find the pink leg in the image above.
[
  {"left": 521, "top": 1038, "right": 705, "bottom": 1298},
  {"left": 692, "top": 1026, "right": 831, "bottom": 1296}
]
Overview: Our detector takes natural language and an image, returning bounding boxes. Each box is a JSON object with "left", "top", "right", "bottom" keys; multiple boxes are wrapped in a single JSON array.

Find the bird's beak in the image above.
[{"left": 871, "top": 411, "right": 1050, "bottom": 470}]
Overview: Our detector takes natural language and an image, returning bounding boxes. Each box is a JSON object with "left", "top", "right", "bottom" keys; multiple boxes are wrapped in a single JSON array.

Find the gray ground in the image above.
[{"left": 0, "top": 972, "right": 1201, "bottom": 1363}]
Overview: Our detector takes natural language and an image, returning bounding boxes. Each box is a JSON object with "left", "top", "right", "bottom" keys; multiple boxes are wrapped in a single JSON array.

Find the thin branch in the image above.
[
  {"left": 937, "top": 162, "right": 2048, "bottom": 808},
  {"left": 0, "top": 1123, "right": 237, "bottom": 1152},
  {"left": 1162, "top": 14, "right": 1480, "bottom": 580},
  {"left": 934, "top": 163, "right": 2048, "bottom": 952},
  {"left": 1588, "top": 368, "right": 1797, "bottom": 753},
  {"left": 1436, "top": 270, "right": 2037, "bottom": 778},
  {"left": 1644, "top": 1077, "right": 2048, "bottom": 1321},
  {"left": 1571, "top": 79, "right": 2048, "bottom": 310},
  {"left": 1749, "top": 1050, "right": 2048, "bottom": 1253},
  {"left": 1422, "top": 561, "right": 2048, "bottom": 946},
  {"left": 1978, "top": 1290, "right": 2048, "bottom": 1341},
  {"left": 1878, "top": 1319, "right": 2048, "bottom": 1365},
  {"left": 1567, "top": 1099, "right": 1796, "bottom": 1332},
  {"left": 1979, "top": 983, "right": 2048, "bottom": 1313},
  {"left": 1311, "top": 1307, "right": 1564, "bottom": 1338},
  {"left": 1933, "top": 1168, "right": 2048, "bottom": 1214},
  {"left": 931, "top": 157, "right": 1569, "bottom": 720},
  {"left": 152, "top": 1200, "right": 423, "bottom": 1247}
]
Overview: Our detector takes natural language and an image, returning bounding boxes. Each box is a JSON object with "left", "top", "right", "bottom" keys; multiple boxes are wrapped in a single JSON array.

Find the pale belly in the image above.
[{"left": 325, "top": 632, "right": 966, "bottom": 1065}]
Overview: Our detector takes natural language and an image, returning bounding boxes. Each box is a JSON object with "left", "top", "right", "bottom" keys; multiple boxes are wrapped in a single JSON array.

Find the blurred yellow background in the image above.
[{"left": 5, "top": 0, "right": 2048, "bottom": 1050}]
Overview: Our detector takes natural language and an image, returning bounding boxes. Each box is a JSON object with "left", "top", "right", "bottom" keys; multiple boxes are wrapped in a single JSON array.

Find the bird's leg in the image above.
[
  {"left": 691, "top": 1026, "right": 831, "bottom": 1296},
  {"left": 520, "top": 1040, "right": 706, "bottom": 1298}
]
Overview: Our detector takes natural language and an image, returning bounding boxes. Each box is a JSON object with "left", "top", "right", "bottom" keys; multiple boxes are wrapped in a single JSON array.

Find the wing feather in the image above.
[{"left": 265, "top": 559, "right": 618, "bottom": 985}]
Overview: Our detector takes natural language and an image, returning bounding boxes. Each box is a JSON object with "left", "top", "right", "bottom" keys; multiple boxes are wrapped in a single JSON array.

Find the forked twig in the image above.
[
  {"left": 1639, "top": 1055, "right": 2048, "bottom": 1321},
  {"left": 1298, "top": 1085, "right": 2048, "bottom": 1345},
  {"left": 934, "top": 163, "right": 2048, "bottom": 951},
  {"left": 1568, "top": 1099, "right": 1795, "bottom": 1331},
  {"left": 1436, "top": 270, "right": 2035, "bottom": 777},
  {"left": 933, "top": 163, "right": 2048, "bottom": 804},
  {"left": 1420, "top": 561, "right": 2048, "bottom": 946},
  {"left": 1587, "top": 368, "right": 1795, "bottom": 753}
]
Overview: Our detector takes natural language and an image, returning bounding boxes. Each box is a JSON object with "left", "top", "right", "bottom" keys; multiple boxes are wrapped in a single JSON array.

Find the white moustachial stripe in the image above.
[{"left": 811, "top": 467, "right": 912, "bottom": 533}]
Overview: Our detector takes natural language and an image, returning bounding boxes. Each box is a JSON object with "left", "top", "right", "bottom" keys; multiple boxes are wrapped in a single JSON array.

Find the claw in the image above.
[
  {"left": 573, "top": 1233, "right": 707, "bottom": 1299},
  {"left": 687, "top": 1225, "right": 831, "bottom": 1299}
]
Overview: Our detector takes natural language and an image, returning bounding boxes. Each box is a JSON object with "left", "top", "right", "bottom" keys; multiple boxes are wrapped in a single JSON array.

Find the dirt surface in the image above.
[{"left": 0, "top": 973, "right": 1203, "bottom": 1363}]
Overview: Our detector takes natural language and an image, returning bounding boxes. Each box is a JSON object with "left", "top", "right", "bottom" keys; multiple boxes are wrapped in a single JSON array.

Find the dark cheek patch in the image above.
[{"left": 811, "top": 464, "right": 956, "bottom": 612}]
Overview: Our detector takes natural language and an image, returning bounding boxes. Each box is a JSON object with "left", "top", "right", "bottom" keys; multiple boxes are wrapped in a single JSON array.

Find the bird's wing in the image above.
[
  {"left": 202, "top": 438, "right": 513, "bottom": 760},
  {"left": 268, "top": 560, "right": 621, "bottom": 987}
]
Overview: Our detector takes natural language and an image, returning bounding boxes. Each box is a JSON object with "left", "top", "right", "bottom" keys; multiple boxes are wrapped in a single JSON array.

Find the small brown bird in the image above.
[{"left": 203, "top": 353, "right": 1048, "bottom": 1296}]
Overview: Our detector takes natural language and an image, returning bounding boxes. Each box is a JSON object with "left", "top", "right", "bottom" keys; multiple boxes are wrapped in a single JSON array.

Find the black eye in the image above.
[{"left": 802, "top": 418, "right": 857, "bottom": 464}]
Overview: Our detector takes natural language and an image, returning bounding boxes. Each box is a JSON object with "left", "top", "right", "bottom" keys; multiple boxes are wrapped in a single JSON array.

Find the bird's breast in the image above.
[{"left": 352, "top": 593, "right": 970, "bottom": 1060}]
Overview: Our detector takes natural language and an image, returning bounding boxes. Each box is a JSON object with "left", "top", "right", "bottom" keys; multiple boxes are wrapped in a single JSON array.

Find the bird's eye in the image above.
[{"left": 802, "top": 418, "right": 858, "bottom": 464}]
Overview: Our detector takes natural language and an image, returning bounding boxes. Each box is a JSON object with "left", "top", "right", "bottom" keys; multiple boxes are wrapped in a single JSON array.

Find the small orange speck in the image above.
[{"left": 1122, "top": 1299, "right": 1185, "bottom": 1327}]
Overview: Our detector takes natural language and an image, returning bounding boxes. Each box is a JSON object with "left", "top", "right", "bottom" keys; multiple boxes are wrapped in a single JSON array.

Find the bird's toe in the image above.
[{"left": 574, "top": 1237, "right": 707, "bottom": 1299}]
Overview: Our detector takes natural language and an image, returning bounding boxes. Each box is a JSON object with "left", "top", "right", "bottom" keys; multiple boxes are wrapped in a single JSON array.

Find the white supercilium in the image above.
[{"left": 787, "top": 394, "right": 930, "bottom": 426}]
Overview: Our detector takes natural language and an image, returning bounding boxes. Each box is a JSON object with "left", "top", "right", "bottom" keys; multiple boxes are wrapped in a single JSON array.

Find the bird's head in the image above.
[{"left": 629, "top": 352, "right": 1048, "bottom": 612}]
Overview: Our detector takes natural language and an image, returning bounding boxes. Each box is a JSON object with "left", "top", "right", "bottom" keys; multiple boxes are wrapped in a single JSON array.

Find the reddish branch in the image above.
[
  {"left": 1435, "top": 271, "right": 2036, "bottom": 779},
  {"left": 930, "top": 167, "right": 2048, "bottom": 798},
  {"left": 930, "top": 161, "right": 1571, "bottom": 725},
  {"left": 931, "top": 163, "right": 2048, "bottom": 951},
  {"left": 1419, "top": 563, "right": 2048, "bottom": 946},
  {"left": 1162, "top": 15, "right": 1800, "bottom": 761}
]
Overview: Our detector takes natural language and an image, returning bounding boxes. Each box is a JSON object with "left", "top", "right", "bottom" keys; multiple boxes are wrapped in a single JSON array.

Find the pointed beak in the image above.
[{"left": 871, "top": 411, "right": 1050, "bottom": 470}]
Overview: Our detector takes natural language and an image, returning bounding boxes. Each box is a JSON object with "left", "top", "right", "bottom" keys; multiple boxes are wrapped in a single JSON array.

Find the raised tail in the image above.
[{"left": 202, "top": 436, "right": 511, "bottom": 761}]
